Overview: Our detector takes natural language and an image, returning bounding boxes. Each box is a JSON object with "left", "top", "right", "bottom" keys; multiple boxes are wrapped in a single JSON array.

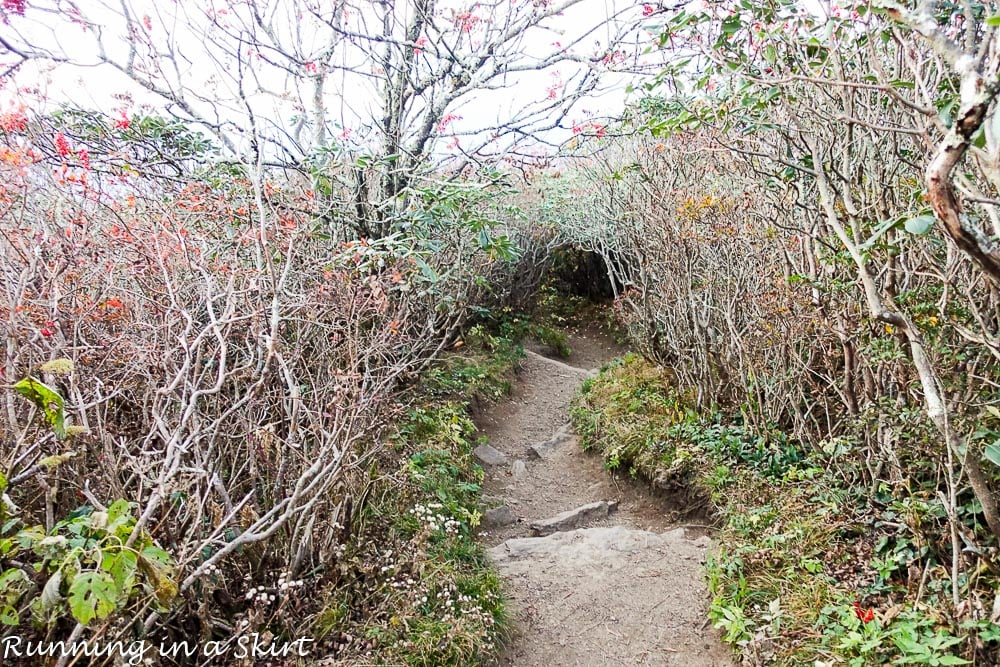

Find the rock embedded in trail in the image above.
[
  {"left": 529, "top": 500, "right": 617, "bottom": 536},
  {"left": 527, "top": 423, "right": 574, "bottom": 459},
  {"left": 510, "top": 459, "right": 527, "bottom": 480},
  {"left": 492, "top": 525, "right": 671, "bottom": 562},
  {"left": 523, "top": 349, "right": 598, "bottom": 378},
  {"left": 473, "top": 443, "right": 509, "bottom": 467}
]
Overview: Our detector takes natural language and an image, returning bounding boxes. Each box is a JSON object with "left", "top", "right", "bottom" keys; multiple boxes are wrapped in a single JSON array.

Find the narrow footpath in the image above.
[{"left": 476, "top": 326, "right": 735, "bottom": 667}]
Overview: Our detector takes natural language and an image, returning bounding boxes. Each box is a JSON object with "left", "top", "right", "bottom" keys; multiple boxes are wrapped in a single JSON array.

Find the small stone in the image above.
[
  {"left": 474, "top": 443, "right": 509, "bottom": 467},
  {"left": 481, "top": 506, "right": 517, "bottom": 529},
  {"left": 511, "top": 459, "right": 527, "bottom": 479},
  {"left": 693, "top": 535, "right": 712, "bottom": 548}
]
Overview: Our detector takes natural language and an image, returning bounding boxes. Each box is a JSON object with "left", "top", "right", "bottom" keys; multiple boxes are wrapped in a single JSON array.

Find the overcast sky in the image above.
[{"left": 1, "top": 0, "right": 663, "bottom": 160}]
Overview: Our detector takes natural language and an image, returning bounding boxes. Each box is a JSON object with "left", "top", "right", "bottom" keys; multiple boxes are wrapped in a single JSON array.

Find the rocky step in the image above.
[
  {"left": 488, "top": 526, "right": 729, "bottom": 666},
  {"left": 489, "top": 524, "right": 711, "bottom": 563},
  {"left": 523, "top": 349, "right": 598, "bottom": 378},
  {"left": 529, "top": 500, "right": 617, "bottom": 536},
  {"left": 473, "top": 442, "right": 509, "bottom": 467}
]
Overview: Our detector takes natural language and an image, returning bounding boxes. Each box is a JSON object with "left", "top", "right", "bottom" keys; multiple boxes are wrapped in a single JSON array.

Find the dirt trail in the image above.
[{"left": 476, "top": 325, "right": 734, "bottom": 667}]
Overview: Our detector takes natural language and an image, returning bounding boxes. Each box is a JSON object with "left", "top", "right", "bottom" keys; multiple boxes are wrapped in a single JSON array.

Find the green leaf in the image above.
[
  {"left": 904, "top": 215, "right": 936, "bottom": 235},
  {"left": 68, "top": 571, "right": 119, "bottom": 624},
  {"left": 860, "top": 215, "right": 905, "bottom": 250},
  {"left": 985, "top": 442, "right": 1000, "bottom": 467},
  {"left": 137, "top": 549, "right": 178, "bottom": 606},
  {"left": 986, "top": 15, "right": 1000, "bottom": 26},
  {"left": 0, "top": 567, "right": 30, "bottom": 625},
  {"left": 412, "top": 257, "right": 439, "bottom": 282},
  {"left": 973, "top": 126, "right": 988, "bottom": 149},
  {"left": 0, "top": 605, "right": 18, "bottom": 625},
  {"left": 721, "top": 14, "right": 742, "bottom": 36},
  {"left": 102, "top": 550, "right": 138, "bottom": 594},
  {"left": 14, "top": 525, "right": 45, "bottom": 551},
  {"left": 106, "top": 500, "right": 135, "bottom": 536},
  {"left": 12, "top": 377, "right": 66, "bottom": 439},
  {"left": 0, "top": 567, "right": 30, "bottom": 590},
  {"left": 140, "top": 544, "right": 173, "bottom": 567}
]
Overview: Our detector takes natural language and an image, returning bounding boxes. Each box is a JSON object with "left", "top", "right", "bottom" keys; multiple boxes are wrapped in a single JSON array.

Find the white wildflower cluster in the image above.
[
  {"left": 409, "top": 502, "right": 461, "bottom": 535},
  {"left": 435, "top": 583, "right": 477, "bottom": 619},
  {"left": 389, "top": 574, "right": 416, "bottom": 590},
  {"left": 427, "top": 582, "right": 500, "bottom": 627},
  {"left": 379, "top": 549, "right": 395, "bottom": 575},
  {"left": 243, "top": 571, "right": 305, "bottom": 606},
  {"left": 278, "top": 572, "right": 305, "bottom": 591},
  {"left": 390, "top": 584, "right": 501, "bottom": 655},
  {"left": 245, "top": 586, "right": 276, "bottom": 605}
]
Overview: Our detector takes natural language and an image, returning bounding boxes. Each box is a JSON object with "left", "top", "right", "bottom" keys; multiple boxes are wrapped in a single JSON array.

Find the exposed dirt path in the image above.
[{"left": 476, "top": 324, "right": 734, "bottom": 667}]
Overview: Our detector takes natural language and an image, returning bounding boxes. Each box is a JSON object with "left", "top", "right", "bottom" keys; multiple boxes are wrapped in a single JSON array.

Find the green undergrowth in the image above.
[
  {"left": 571, "top": 354, "right": 1000, "bottom": 666},
  {"left": 534, "top": 281, "right": 627, "bottom": 349},
  {"left": 498, "top": 313, "right": 571, "bottom": 361},
  {"left": 470, "top": 305, "right": 572, "bottom": 359},
  {"left": 534, "top": 282, "right": 592, "bottom": 327},
  {"left": 312, "top": 324, "right": 523, "bottom": 666}
]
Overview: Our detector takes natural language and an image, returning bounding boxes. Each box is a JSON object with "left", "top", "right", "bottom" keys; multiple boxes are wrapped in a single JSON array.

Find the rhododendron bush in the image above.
[{"left": 0, "top": 108, "right": 518, "bottom": 658}]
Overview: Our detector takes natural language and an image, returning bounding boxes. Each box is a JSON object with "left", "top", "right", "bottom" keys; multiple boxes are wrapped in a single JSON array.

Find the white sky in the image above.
[{"left": 1, "top": 0, "right": 663, "bottom": 160}]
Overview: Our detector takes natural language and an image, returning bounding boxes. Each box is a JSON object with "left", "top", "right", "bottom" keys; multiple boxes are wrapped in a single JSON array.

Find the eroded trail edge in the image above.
[{"left": 476, "top": 329, "right": 734, "bottom": 667}]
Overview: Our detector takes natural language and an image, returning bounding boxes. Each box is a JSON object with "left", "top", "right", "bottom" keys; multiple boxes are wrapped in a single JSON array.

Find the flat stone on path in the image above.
[
  {"left": 492, "top": 525, "right": 670, "bottom": 562},
  {"left": 530, "top": 500, "right": 616, "bottom": 536},
  {"left": 490, "top": 526, "right": 733, "bottom": 666},
  {"left": 473, "top": 443, "right": 509, "bottom": 467},
  {"left": 510, "top": 459, "right": 527, "bottom": 480},
  {"left": 528, "top": 423, "right": 574, "bottom": 459},
  {"left": 523, "top": 349, "right": 598, "bottom": 378}
]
